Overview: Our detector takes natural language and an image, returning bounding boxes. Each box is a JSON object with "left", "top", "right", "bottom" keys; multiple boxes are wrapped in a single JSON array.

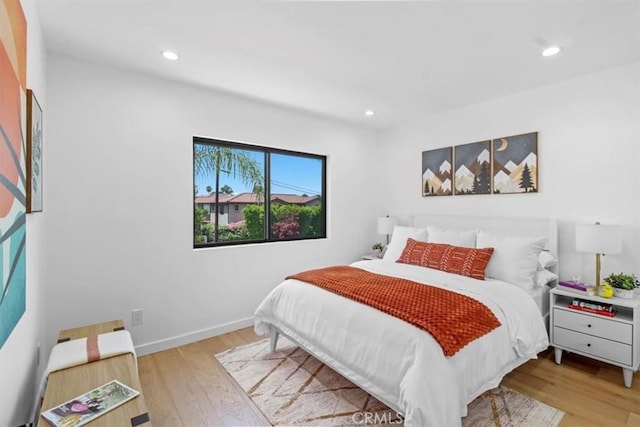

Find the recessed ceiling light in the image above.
[
  {"left": 162, "top": 51, "right": 179, "bottom": 61},
  {"left": 542, "top": 46, "right": 561, "bottom": 57},
  {"left": 365, "top": 110, "right": 374, "bottom": 116}
]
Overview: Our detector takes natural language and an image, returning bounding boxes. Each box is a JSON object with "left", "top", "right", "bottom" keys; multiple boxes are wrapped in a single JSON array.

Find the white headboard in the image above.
[{"left": 411, "top": 214, "right": 558, "bottom": 257}]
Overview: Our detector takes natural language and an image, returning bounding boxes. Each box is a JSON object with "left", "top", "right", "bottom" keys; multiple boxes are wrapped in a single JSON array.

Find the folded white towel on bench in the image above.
[{"left": 45, "top": 330, "right": 136, "bottom": 376}]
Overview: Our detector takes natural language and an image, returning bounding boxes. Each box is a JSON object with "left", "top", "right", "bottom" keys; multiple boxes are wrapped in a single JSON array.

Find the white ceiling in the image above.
[{"left": 35, "top": 1, "right": 640, "bottom": 129}]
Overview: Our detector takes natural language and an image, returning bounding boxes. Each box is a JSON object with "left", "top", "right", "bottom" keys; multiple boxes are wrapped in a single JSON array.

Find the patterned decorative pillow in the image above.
[
  {"left": 396, "top": 239, "right": 450, "bottom": 269},
  {"left": 440, "top": 245, "right": 494, "bottom": 280},
  {"left": 397, "top": 238, "right": 494, "bottom": 280}
]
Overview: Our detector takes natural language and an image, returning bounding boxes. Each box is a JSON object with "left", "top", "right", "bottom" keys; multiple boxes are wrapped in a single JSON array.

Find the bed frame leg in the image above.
[{"left": 269, "top": 326, "right": 279, "bottom": 352}]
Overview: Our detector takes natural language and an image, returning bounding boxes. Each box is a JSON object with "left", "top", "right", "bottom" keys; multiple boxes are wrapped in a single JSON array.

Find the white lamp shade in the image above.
[
  {"left": 576, "top": 223, "right": 622, "bottom": 254},
  {"left": 377, "top": 217, "right": 398, "bottom": 235}
]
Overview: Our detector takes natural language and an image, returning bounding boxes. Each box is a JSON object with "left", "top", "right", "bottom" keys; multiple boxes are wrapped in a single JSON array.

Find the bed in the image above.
[{"left": 255, "top": 215, "right": 557, "bottom": 427}]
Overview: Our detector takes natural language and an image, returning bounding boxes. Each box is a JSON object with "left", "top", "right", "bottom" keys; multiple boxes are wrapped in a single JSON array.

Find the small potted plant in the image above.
[
  {"left": 372, "top": 242, "right": 384, "bottom": 258},
  {"left": 603, "top": 273, "right": 640, "bottom": 299}
]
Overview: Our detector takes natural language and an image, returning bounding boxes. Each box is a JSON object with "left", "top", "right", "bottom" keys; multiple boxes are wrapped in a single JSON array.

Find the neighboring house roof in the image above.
[
  {"left": 227, "top": 193, "right": 261, "bottom": 204},
  {"left": 194, "top": 193, "right": 235, "bottom": 204},
  {"left": 271, "top": 194, "right": 320, "bottom": 204},
  {"left": 195, "top": 193, "right": 319, "bottom": 205}
]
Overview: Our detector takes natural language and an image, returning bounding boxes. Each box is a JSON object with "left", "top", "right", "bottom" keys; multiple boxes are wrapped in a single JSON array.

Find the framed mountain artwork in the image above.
[
  {"left": 454, "top": 140, "right": 491, "bottom": 195},
  {"left": 422, "top": 147, "right": 452, "bottom": 197},
  {"left": 492, "top": 132, "right": 538, "bottom": 194}
]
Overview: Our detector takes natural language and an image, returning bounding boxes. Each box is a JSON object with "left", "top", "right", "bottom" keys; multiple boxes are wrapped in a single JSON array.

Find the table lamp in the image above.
[
  {"left": 377, "top": 216, "right": 398, "bottom": 246},
  {"left": 576, "top": 222, "right": 621, "bottom": 286}
]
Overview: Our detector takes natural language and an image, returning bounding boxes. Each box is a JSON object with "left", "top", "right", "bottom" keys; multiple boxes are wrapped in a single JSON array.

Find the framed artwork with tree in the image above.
[
  {"left": 454, "top": 140, "right": 491, "bottom": 195},
  {"left": 492, "top": 132, "right": 538, "bottom": 194}
]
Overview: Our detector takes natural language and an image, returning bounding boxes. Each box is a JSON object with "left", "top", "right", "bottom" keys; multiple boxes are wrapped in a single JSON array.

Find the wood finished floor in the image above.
[{"left": 138, "top": 327, "right": 640, "bottom": 426}]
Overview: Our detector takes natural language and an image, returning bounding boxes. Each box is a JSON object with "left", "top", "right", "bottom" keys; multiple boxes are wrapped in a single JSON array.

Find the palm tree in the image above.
[
  {"left": 252, "top": 184, "right": 264, "bottom": 204},
  {"left": 194, "top": 144, "right": 263, "bottom": 242}
]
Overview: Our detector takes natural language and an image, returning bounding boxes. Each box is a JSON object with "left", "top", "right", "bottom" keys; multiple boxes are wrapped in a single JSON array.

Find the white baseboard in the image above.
[{"left": 134, "top": 317, "right": 255, "bottom": 356}]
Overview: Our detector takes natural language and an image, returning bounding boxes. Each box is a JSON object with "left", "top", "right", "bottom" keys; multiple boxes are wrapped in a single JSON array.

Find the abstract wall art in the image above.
[
  {"left": 0, "top": 0, "right": 27, "bottom": 349},
  {"left": 422, "top": 147, "right": 452, "bottom": 197}
]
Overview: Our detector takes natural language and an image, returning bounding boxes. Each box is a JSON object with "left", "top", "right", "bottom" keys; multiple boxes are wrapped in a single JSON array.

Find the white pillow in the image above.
[
  {"left": 476, "top": 231, "right": 547, "bottom": 290},
  {"left": 533, "top": 269, "right": 558, "bottom": 288},
  {"left": 382, "top": 225, "right": 428, "bottom": 262},
  {"left": 427, "top": 226, "right": 476, "bottom": 248},
  {"left": 537, "top": 251, "right": 557, "bottom": 271}
]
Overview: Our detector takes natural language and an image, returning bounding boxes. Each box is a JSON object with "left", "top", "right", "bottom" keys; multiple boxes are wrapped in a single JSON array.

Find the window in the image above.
[{"left": 193, "top": 137, "right": 326, "bottom": 247}]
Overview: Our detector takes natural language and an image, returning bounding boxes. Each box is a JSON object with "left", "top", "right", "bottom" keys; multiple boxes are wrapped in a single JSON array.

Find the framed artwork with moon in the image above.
[{"left": 492, "top": 132, "right": 538, "bottom": 194}]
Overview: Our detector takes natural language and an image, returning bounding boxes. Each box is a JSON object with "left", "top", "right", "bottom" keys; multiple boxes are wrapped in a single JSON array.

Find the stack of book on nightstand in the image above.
[
  {"left": 568, "top": 298, "right": 617, "bottom": 317},
  {"left": 557, "top": 280, "right": 596, "bottom": 296}
]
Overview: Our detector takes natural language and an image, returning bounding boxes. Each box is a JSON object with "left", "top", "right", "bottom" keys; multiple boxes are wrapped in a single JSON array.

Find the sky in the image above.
[{"left": 195, "top": 149, "right": 323, "bottom": 196}]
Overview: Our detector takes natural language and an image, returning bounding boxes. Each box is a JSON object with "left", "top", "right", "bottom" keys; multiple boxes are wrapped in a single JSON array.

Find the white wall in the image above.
[
  {"left": 44, "top": 55, "right": 377, "bottom": 357},
  {"left": 377, "top": 62, "right": 640, "bottom": 284},
  {"left": 0, "top": 2, "right": 48, "bottom": 426}
]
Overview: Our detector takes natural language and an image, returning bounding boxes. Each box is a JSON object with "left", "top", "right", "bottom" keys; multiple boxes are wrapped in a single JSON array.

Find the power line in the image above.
[
  {"left": 198, "top": 170, "right": 320, "bottom": 195},
  {"left": 270, "top": 180, "right": 319, "bottom": 195}
]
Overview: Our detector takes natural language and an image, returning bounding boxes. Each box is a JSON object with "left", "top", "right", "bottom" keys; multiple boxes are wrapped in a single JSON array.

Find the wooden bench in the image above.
[{"left": 38, "top": 320, "right": 151, "bottom": 426}]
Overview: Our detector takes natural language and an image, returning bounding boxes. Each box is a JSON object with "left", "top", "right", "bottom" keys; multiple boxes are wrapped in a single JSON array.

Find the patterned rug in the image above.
[{"left": 215, "top": 337, "right": 564, "bottom": 426}]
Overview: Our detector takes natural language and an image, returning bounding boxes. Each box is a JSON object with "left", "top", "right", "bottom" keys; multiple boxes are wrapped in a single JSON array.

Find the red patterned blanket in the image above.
[{"left": 287, "top": 266, "right": 501, "bottom": 356}]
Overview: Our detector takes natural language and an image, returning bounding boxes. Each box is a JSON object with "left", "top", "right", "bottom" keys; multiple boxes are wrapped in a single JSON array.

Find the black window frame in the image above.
[{"left": 193, "top": 136, "right": 327, "bottom": 248}]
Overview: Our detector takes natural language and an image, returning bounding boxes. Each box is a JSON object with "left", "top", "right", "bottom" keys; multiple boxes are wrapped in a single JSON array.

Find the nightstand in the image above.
[{"left": 550, "top": 287, "right": 640, "bottom": 387}]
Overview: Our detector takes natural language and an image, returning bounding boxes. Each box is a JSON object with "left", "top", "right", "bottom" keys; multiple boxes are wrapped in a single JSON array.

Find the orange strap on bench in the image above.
[{"left": 86, "top": 335, "right": 100, "bottom": 362}]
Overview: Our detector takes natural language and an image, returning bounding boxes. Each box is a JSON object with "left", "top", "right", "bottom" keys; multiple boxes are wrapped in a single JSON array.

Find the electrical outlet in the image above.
[{"left": 132, "top": 309, "right": 144, "bottom": 325}]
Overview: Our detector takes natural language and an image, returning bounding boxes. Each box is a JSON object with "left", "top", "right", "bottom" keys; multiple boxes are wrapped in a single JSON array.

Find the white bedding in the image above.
[
  {"left": 529, "top": 282, "right": 551, "bottom": 315},
  {"left": 254, "top": 260, "right": 549, "bottom": 427}
]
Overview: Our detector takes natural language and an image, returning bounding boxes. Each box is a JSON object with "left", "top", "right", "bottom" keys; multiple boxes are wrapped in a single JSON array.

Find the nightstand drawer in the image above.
[
  {"left": 554, "top": 327, "right": 632, "bottom": 366},
  {"left": 553, "top": 308, "right": 632, "bottom": 344}
]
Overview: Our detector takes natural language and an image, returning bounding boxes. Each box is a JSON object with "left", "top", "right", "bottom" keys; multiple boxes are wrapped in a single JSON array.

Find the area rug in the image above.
[{"left": 215, "top": 337, "right": 564, "bottom": 426}]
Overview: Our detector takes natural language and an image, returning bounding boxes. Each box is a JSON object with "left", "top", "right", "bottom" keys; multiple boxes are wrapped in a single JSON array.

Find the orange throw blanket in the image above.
[{"left": 287, "top": 266, "right": 501, "bottom": 356}]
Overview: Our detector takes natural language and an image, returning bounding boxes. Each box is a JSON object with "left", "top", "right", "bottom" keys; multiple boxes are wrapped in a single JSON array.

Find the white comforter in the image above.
[{"left": 254, "top": 260, "right": 548, "bottom": 427}]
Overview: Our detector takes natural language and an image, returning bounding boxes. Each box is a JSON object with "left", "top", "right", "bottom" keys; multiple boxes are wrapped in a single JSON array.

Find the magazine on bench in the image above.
[{"left": 41, "top": 379, "right": 139, "bottom": 427}]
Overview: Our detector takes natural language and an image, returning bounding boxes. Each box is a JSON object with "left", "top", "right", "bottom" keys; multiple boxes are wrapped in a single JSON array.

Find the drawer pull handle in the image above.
[
  {"left": 587, "top": 343, "right": 591, "bottom": 347},
  {"left": 588, "top": 324, "right": 592, "bottom": 328}
]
